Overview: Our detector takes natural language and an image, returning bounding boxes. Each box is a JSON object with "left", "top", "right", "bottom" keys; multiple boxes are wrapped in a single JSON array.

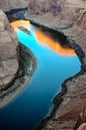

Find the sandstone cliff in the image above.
[
  {"left": 0, "top": 0, "right": 28, "bottom": 11},
  {"left": 0, "top": 10, "right": 19, "bottom": 90},
  {"left": 27, "top": 0, "right": 65, "bottom": 16},
  {"left": 25, "top": 0, "right": 86, "bottom": 29}
]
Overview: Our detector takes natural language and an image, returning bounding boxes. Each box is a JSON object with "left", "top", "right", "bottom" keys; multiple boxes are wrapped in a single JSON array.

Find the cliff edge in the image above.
[{"left": 0, "top": 10, "right": 19, "bottom": 90}]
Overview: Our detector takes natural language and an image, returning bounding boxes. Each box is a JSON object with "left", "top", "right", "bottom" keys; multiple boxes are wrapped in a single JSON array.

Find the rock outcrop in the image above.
[
  {"left": 27, "top": 0, "right": 65, "bottom": 16},
  {"left": 0, "top": 10, "right": 19, "bottom": 90},
  {"left": 0, "top": 0, "right": 28, "bottom": 11},
  {"left": 25, "top": 0, "right": 86, "bottom": 29}
]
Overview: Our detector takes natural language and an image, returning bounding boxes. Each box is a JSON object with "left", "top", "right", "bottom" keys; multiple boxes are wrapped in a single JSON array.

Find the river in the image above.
[{"left": 0, "top": 22, "right": 81, "bottom": 130}]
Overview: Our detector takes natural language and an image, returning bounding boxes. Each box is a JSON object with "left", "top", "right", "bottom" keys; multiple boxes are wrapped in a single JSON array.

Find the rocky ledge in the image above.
[{"left": 0, "top": 10, "right": 19, "bottom": 90}]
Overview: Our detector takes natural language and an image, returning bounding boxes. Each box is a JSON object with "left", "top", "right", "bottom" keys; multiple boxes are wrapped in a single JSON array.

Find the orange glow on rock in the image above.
[
  {"left": 35, "top": 28, "right": 75, "bottom": 56},
  {"left": 10, "top": 20, "right": 30, "bottom": 30}
]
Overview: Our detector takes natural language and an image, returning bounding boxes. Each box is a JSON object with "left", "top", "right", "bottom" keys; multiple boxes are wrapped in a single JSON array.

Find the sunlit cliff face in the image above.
[{"left": 11, "top": 20, "right": 75, "bottom": 56}]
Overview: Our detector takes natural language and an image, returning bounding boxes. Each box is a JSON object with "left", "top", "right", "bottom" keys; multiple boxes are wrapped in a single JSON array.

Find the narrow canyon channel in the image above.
[{"left": 0, "top": 21, "right": 81, "bottom": 130}]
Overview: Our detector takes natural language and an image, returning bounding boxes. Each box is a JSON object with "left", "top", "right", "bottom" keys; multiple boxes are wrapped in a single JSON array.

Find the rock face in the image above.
[
  {"left": 25, "top": 0, "right": 86, "bottom": 29},
  {"left": 0, "top": 0, "right": 28, "bottom": 11},
  {"left": 0, "top": 10, "right": 19, "bottom": 90},
  {"left": 27, "top": 0, "right": 65, "bottom": 16}
]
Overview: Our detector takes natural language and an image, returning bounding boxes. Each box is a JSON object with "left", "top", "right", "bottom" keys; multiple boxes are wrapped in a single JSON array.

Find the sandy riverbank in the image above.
[{"left": 0, "top": 43, "right": 37, "bottom": 109}]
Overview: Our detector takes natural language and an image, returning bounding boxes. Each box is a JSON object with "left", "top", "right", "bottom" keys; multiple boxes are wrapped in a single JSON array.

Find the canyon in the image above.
[{"left": 0, "top": 0, "right": 86, "bottom": 130}]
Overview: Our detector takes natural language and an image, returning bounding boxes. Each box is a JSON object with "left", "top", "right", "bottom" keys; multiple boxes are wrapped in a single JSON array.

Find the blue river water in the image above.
[{"left": 0, "top": 25, "right": 81, "bottom": 130}]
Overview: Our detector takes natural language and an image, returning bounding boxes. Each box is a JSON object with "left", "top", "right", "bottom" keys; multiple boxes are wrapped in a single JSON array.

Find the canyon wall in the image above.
[
  {"left": 0, "top": 0, "right": 28, "bottom": 11},
  {"left": 25, "top": 0, "right": 86, "bottom": 29},
  {"left": 0, "top": 10, "right": 19, "bottom": 90}
]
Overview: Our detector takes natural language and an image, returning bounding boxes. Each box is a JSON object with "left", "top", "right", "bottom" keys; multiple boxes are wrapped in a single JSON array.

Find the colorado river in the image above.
[{"left": 0, "top": 22, "right": 81, "bottom": 130}]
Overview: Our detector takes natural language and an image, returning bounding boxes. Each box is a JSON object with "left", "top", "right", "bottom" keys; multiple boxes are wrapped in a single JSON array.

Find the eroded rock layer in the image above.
[
  {"left": 0, "top": 0, "right": 28, "bottom": 11},
  {"left": 0, "top": 10, "right": 19, "bottom": 90}
]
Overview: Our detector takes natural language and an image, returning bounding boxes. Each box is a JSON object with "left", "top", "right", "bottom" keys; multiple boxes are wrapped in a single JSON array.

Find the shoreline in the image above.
[
  {"left": 3, "top": 8, "right": 86, "bottom": 129},
  {"left": 34, "top": 26, "right": 85, "bottom": 130},
  {"left": 35, "top": 71, "right": 84, "bottom": 130},
  {"left": 0, "top": 43, "right": 37, "bottom": 109}
]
